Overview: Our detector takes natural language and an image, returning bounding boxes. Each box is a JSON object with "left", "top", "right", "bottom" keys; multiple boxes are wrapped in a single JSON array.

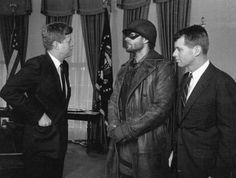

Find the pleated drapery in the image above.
[
  {"left": 0, "top": 0, "right": 31, "bottom": 79},
  {"left": 41, "top": 0, "right": 76, "bottom": 16},
  {"left": 80, "top": 13, "right": 104, "bottom": 107},
  {"left": 77, "top": 0, "right": 106, "bottom": 107},
  {"left": 154, "top": 0, "right": 191, "bottom": 60},
  {"left": 154, "top": 0, "right": 192, "bottom": 150}
]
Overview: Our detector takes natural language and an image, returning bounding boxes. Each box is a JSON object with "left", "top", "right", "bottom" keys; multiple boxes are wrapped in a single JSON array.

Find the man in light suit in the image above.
[
  {"left": 0, "top": 22, "right": 73, "bottom": 178},
  {"left": 172, "top": 25, "right": 236, "bottom": 178}
]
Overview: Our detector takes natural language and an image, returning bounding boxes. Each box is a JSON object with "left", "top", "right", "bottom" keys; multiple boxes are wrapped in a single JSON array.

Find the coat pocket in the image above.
[
  {"left": 192, "top": 148, "right": 216, "bottom": 170},
  {"left": 32, "top": 125, "right": 59, "bottom": 156}
]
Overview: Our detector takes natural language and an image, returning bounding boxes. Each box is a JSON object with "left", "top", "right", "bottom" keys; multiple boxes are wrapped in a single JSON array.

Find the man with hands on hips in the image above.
[{"left": 0, "top": 22, "right": 73, "bottom": 178}]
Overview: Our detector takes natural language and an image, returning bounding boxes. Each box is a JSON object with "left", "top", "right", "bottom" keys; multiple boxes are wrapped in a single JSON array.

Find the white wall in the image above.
[{"left": 191, "top": 0, "right": 236, "bottom": 80}]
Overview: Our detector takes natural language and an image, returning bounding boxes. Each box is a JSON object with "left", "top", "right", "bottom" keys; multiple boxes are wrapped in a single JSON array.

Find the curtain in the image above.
[
  {"left": 41, "top": 0, "right": 74, "bottom": 24},
  {"left": 0, "top": 0, "right": 31, "bottom": 82},
  {"left": 77, "top": 0, "right": 104, "bottom": 15},
  {"left": 41, "top": 0, "right": 76, "bottom": 16},
  {"left": 0, "top": 15, "right": 29, "bottom": 78},
  {"left": 46, "top": 16, "right": 72, "bottom": 25},
  {"left": 117, "top": 0, "right": 150, "bottom": 9},
  {"left": 0, "top": 0, "right": 32, "bottom": 15},
  {"left": 0, "top": 0, "right": 31, "bottom": 77},
  {"left": 41, "top": 0, "right": 75, "bottom": 24},
  {"left": 154, "top": 0, "right": 191, "bottom": 60},
  {"left": 68, "top": 14, "right": 93, "bottom": 141},
  {"left": 154, "top": 0, "right": 192, "bottom": 149},
  {"left": 77, "top": 0, "right": 105, "bottom": 106},
  {"left": 77, "top": 0, "right": 109, "bottom": 149},
  {"left": 79, "top": 13, "right": 104, "bottom": 107}
]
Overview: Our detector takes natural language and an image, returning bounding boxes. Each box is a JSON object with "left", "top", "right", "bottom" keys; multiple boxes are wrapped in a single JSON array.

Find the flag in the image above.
[
  {"left": 7, "top": 27, "right": 21, "bottom": 79},
  {"left": 96, "top": 8, "right": 113, "bottom": 120}
]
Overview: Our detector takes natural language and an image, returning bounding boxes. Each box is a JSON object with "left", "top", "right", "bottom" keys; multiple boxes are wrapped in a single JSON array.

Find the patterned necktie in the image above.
[
  {"left": 181, "top": 72, "right": 192, "bottom": 109},
  {"left": 60, "top": 63, "right": 66, "bottom": 97}
]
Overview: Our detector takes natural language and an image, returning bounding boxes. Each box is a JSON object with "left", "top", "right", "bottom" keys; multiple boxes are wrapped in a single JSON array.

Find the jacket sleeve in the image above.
[
  {"left": 215, "top": 74, "right": 236, "bottom": 173},
  {"left": 0, "top": 59, "right": 44, "bottom": 125},
  {"left": 109, "top": 61, "right": 176, "bottom": 143},
  {"left": 107, "top": 71, "right": 123, "bottom": 136}
]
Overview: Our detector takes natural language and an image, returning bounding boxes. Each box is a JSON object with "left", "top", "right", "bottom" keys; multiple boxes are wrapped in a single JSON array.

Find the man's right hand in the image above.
[{"left": 38, "top": 113, "right": 52, "bottom": 127}]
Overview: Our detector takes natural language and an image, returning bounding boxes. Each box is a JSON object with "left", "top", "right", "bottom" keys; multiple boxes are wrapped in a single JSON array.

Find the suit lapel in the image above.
[
  {"left": 44, "top": 53, "right": 65, "bottom": 99},
  {"left": 180, "top": 63, "right": 215, "bottom": 123}
]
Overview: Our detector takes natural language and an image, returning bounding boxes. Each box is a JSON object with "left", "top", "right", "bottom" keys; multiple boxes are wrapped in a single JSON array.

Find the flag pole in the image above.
[{"left": 9, "top": 3, "right": 17, "bottom": 51}]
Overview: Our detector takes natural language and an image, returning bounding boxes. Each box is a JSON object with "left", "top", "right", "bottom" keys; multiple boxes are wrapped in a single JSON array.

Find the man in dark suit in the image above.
[
  {"left": 172, "top": 25, "right": 236, "bottom": 178},
  {"left": 0, "top": 22, "right": 73, "bottom": 178}
]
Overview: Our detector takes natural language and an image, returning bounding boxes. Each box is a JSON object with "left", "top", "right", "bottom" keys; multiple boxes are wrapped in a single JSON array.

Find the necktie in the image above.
[
  {"left": 181, "top": 72, "right": 192, "bottom": 109},
  {"left": 60, "top": 63, "right": 66, "bottom": 97}
]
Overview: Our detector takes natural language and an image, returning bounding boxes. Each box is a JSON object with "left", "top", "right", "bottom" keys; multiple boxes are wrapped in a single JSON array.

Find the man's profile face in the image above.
[
  {"left": 58, "top": 34, "right": 73, "bottom": 60},
  {"left": 173, "top": 36, "right": 195, "bottom": 68}
]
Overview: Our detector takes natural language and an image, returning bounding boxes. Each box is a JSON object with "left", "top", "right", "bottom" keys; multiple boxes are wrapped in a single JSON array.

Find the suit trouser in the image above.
[{"left": 23, "top": 155, "right": 65, "bottom": 178}]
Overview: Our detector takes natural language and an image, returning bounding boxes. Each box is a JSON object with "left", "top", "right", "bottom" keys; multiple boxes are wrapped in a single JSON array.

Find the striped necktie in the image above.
[{"left": 181, "top": 72, "right": 192, "bottom": 109}]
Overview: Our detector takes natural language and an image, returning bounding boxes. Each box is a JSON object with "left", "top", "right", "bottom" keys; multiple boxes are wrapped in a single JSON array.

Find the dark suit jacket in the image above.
[
  {"left": 176, "top": 63, "right": 236, "bottom": 178},
  {"left": 0, "top": 53, "right": 71, "bottom": 159}
]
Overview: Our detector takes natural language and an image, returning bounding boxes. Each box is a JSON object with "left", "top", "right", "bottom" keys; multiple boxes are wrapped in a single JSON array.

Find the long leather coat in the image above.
[{"left": 106, "top": 50, "right": 176, "bottom": 178}]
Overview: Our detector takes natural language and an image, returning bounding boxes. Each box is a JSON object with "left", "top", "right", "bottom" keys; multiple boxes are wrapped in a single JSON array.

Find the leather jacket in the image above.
[{"left": 106, "top": 50, "right": 176, "bottom": 178}]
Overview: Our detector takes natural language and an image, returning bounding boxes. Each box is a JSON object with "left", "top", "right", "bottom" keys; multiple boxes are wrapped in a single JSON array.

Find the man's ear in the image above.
[
  {"left": 143, "top": 37, "right": 149, "bottom": 44},
  {"left": 193, "top": 45, "right": 201, "bottom": 57},
  {"left": 52, "top": 41, "right": 59, "bottom": 49}
]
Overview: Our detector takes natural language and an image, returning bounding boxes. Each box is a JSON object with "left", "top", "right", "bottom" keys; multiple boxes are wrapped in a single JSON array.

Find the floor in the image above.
[
  {"left": 0, "top": 134, "right": 106, "bottom": 178},
  {"left": 63, "top": 143, "right": 107, "bottom": 178}
]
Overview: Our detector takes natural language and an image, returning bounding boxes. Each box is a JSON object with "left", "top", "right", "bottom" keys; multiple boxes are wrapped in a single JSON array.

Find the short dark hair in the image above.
[
  {"left": 174, "top": 25, "right": 209, "bottom": 55},
  {"left": 42, "top": 22, "right": 73, "bottom": 50}
]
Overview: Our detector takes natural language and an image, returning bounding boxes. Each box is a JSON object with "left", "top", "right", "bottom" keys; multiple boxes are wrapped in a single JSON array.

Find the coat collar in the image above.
[{"left": 118, "top": 50, "right": 164, "bottom": 104}]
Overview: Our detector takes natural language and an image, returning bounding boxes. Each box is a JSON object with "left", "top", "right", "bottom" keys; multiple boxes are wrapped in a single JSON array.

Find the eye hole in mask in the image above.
[{"left": 126, "top": 32, "right": 140, "bottom": 40}]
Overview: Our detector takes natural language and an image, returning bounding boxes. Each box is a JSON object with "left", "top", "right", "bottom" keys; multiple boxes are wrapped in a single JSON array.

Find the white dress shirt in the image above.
[
  {"left": 187, "top": 60, "right": 210, "bottom": 100},
  {"left": 48, "top": 52, "right": 64, "bottom": 90}
]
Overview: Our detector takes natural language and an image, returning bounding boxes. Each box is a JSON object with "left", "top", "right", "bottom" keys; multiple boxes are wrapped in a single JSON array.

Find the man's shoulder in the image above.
[
  {"left": 25, "top": 54, "right": 47, "bottom": 63},
  {"left": 146, "top": 50, "right": 164, "bottom": 60},
  {"left": 206, "top": 63, "right": 236, "bottom": 88},
  {"left": 210, "top": 63, "right": 234, "bottom": 81},
  {"left": 145, "top": 50, "right": 172, "bottom": 65},
  {"left": 21, "top": 54, "right": 51, "bottom": 72},
  {"left": 146, "top": 56, "right": 174, "bottom": 69}
]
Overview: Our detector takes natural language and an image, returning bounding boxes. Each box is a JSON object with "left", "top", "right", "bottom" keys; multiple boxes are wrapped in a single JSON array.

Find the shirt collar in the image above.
[
  {"left": 191, "top": 60, "right": 210, "bottom": 81},
  {"left": 48, "top": 52, "right": 62, "bottom": 69}
]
